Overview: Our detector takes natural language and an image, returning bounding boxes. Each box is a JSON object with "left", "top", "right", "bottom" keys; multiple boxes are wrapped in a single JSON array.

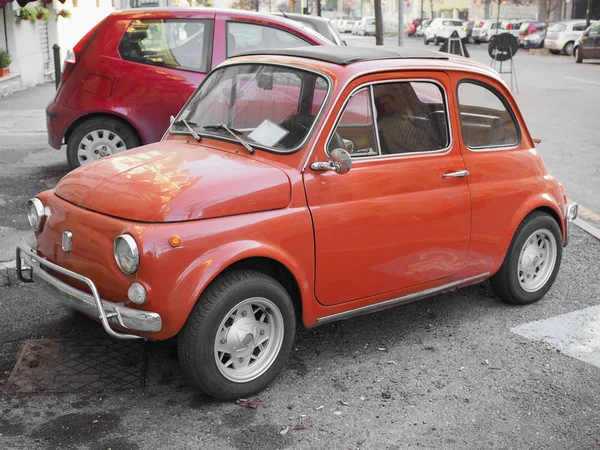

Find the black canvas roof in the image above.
[{"left": 235, "top": 46, "right": 449, "bottom": 65}]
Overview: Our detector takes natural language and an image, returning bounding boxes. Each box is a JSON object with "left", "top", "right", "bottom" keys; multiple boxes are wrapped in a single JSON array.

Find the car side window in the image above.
[
  {"left": 328, "top": 88, "right": 378, "bottom": 157},
  {"left": 573, "top": 23, "right": 587, "bottom": 32},
  {"left": 227, "top": 22, "right": 310, "bottom": 57},
  {"left": 119, "top": 19, "right": 212, "bottom": 73},
  {"left": 457, "top": 82, "right": 520, "bottom": 149},
  {"left": 372, "top": 81, "right": 449, "bottom": 155}
]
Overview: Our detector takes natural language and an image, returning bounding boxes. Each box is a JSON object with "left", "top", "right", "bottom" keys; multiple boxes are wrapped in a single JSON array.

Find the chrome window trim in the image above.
[
  {"left": 168, "top": 62, "right": 333, "bottom": 155},
  {"left": 456, "top": 79, "right": 522, "bottom": 153},
  {"left": 323, "top": 78, "right": 453, "bottom": 163}
]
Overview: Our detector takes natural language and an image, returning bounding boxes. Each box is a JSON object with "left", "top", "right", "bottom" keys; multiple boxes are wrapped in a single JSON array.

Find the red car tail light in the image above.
[{"left": 60, "top": 17, "right": 108, "bottom": 84}]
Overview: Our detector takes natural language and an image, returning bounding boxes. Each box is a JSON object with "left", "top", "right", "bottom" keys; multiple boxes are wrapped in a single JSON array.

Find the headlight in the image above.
[
  {"left": 113, "top": 234, "right": 139, "bottom": 274},
  {"left": 27, "top": 198, "right": 45, "bottom": 231}
]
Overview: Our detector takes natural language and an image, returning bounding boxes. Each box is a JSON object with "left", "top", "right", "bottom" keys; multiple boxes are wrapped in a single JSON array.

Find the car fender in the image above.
[
  {"left": 498, "top": 193, "right": 564, "bottom": 266},
  {"left": 164, "top": 239, "right": 314, "bottom": 338},
  {"left": 65, "top": 109, "right": 144, "bottom": 145}
]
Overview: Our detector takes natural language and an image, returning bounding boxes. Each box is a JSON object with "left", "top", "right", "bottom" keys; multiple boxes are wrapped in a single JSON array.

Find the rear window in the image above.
[
  {"left": 549, "top": 23, "right": 566, "bottom": 32},
  {"left": 443, "top": 20, "right": 463, "bottom": 27},
  {"left": 119, "top": 19, "right": 212, "bottom": 73}
]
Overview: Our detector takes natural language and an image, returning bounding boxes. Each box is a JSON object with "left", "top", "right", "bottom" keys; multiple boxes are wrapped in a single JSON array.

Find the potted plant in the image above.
[
  {"left": 35, "top": 6, "right": 50, "bottom": 22},
  {"left": 57, "top": 9, "right": 72, "bottom": 19},
  {"left": 18, "top": 6, "right": 35, "bottom": 21},
  {"left": 0, "top": 49, "right": 11, "bottom": 78}
]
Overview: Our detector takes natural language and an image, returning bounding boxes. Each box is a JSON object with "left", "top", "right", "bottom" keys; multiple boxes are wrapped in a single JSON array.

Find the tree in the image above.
[{"left": 374, "top": 0, "right": 383, "bottom": 44}]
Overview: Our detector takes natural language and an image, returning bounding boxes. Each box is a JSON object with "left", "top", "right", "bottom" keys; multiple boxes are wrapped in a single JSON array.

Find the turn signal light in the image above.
[
  {"left": 559, "top": 183, "right": 568, "bottom": 205},
  {"left": 169, "top": 235, "right": 181, "bottom": 247}
]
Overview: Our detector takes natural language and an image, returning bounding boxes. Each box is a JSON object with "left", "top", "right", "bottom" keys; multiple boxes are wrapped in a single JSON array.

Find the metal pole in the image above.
[
  {"left": 398, "top": 0, "right": 404, "bottom": 46},
  {"left": 52, "top": 44, "right": 61, "bottom": 90},
  {"left": 495, "top": 0, "right": 500, "bottom": 41},
  {"left": 316, "top": 0, "right": 321, "bottom": 17},
  {"left": 374, "top": 0, "right": 384, "bottom": 44},
  {"left": 586, "top": 0, "right": 591, "bottom": 27}
]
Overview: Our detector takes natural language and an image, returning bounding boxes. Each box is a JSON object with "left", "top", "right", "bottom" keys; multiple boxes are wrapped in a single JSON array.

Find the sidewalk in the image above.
[{"left": 0, "top": 83, "right": 59, "bottom": 285}]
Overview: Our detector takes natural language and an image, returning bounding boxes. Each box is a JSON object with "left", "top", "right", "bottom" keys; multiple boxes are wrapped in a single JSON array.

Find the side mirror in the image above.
[{"left": 310, "top": 148, "right": 352, "bottom": 174}]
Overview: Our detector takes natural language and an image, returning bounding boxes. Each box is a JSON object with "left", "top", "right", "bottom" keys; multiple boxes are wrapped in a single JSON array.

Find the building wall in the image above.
[{"left": 2, "top": 1, "right": 45, "bottom": 88}]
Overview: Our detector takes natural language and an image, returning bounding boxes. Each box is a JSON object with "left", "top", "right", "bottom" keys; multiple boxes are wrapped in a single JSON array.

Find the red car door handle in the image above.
[{"left": 442, "top": 170, "right": 470, "bottom": 178}]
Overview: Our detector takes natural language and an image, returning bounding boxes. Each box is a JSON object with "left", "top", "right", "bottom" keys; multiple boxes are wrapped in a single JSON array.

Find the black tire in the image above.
[
  {"left": 575, "top": 46, "right": 583, "bottom": 63},
  {"left": 424, "top": 36, "right": 429, "bottom": 45},
  {"left": 66, "top": 117, "right": 141, "bottom": 170},
  {"left": 490, "top": 211, "right": 562, "bottom": 305},
  {"left": 178, "top": 270, "right": 296, "bottom": 400},
  {"left": 563, "top": 41, "right": 574, "bottom": 56},
  {"left": 549, "top": 49, "right": 560, "bottom": 54}
]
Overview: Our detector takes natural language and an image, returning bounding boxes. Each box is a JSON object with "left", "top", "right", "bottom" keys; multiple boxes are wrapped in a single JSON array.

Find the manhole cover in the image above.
[{"left": 3, "top": 339, "right": 147, "bottom": 394}]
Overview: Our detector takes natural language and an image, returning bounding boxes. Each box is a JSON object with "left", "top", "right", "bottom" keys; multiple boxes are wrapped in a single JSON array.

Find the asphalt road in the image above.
[{"left": 0, "top": 38, "right": 599, "bottom": 450}]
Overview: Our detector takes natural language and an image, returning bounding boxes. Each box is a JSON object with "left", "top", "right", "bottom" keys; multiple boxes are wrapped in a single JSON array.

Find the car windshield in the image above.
[
  {"left": 519, "top": 22, "right": 531, "bottom": 32},
  {"left": 443, "top": 20, "right": 463, "bottom": 27},
  {"left": 171, "top": 63, "right": 329, "bottom": 153}
]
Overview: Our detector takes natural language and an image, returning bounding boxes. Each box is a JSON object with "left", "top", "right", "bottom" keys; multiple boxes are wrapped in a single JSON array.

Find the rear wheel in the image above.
[
  {"left": 424, "top": 36, "right": 429, "bottom": 45},
  {"left": 66, "top": 117, "right": 140, "bottom": 170},
  {"left": 178, "top": 270, "right": 296, "bottom": 400},
  {"left": 491, "top": 212, "right": 562, "bottom": 305},
  {"left": 575, "top": 46, "right": 583, "bottom": 63}
]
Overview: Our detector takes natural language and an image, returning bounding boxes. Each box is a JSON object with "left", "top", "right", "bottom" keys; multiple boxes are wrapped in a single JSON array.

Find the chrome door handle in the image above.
[{"left": 442, "top": 170, "right": 470, "bottom": 178}]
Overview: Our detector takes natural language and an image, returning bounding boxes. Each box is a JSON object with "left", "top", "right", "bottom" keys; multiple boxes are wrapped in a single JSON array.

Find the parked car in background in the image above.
[
  {"left": 343, "top": 19, "right": 356, "bottom": 33},
  {"left": 407, "top": 18, "right": 427, "bottom": 36},
  {"left": 519, "top": 21, "right": 547, "bottom": 46},
  {"left": 463, "top": 20, "right": 474, "bottom": 40},
  {"left": 46, "top": 8, "right": 331, "bottom": 169},
  {"left": 545, "top": 19, "right": 594, "bottom": 55},
  {"left": 574, "top": 21, "right": 600, "bottom": 62},
  {"left": 523, "top": 30, "right": 546, "bottom": 49},
  {"left": 501, "top": 19, "right": 525, "bottom": 38},
  {"left": 415, "top": 19, "right": 431, "bottom": 37},
  {"left": 21, "top": 45, "right": 578, "bottom": 400},
  {"left": 351, "top": 20, "right": 361, "bottom": 35},
  {"left": 423, "top": 18, "right": 466, "bottom": 45},
  {"left": 273, "top": 12, "right": 345, "bottom": 45},
  {"left": 472, "top": 19, "right": 502, "bottom": 43},
  {"left": 358, "top": 16, "right": 376, "bottom": 36}
]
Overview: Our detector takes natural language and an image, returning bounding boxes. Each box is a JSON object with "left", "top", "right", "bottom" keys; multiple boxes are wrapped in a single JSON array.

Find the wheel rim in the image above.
[
  {"left": 77, "top": 129, "right": 127, "bottom": 165},
  {"left": 214, "top": 297, "right": 285, "bottom": 383},
  {"left": 517, "top": 229, "right": 557, "bottom": 293},
  {"left": 564, "top": 43, "right": 573, "bottom": 55}
]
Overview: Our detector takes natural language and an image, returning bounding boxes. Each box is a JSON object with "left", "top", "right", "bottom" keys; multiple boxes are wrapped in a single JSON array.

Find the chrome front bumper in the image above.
[
  {"left": 565, "top": 203, "right": 578, "bottom": 247},
  {"left": 16, "top": 245, "right": 162, "bottom": 340}
]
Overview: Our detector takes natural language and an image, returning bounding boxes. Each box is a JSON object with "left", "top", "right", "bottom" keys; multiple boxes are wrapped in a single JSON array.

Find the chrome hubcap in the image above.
[
  {"left": 77, "top": 129, "right": 126, "bottom": 165},
  {"left": 214, "top": 297, "right": 284, "bottom": 383},
  {"left": 517, "top": 229, "right": 557, "bottom": 292}
]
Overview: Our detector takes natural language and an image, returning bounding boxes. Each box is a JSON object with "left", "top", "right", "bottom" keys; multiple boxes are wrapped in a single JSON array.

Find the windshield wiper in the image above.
[
  {"left": 204, "top": 124, "right": 254, "bottom": 154},
  {"left": 172, "top": 118, "right": 201, "bottom": 142}
]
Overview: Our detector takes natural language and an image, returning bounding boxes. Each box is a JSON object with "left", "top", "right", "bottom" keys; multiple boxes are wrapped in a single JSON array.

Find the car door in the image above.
[
  {"left": 589, "top": 22, "right": 600, "bottom": 57},
  {"left": 303, "top": 72, "right": 471, "bottom": 306},
  {"left": 110, "top": 16, "right": 214, "bottom": 144}
]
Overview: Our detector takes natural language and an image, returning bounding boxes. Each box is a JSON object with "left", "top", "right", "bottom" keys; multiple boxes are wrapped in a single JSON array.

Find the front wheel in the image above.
[
  {"left": 563, "top": 41, "right": 574, "bottom": 55},
  {"left": 490, "top": 212, "right": 562, "bottom": 305},
  {"left": 575, "top": 46, "right": 583, "bottom": 63},
  {"left": 178, "top": 270, "right": 296, "bottom": 400}
]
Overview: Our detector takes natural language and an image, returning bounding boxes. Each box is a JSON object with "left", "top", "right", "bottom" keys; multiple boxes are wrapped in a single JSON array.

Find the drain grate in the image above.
[{"left": 3, "top": 339, "right": 147, "bottom": 394}]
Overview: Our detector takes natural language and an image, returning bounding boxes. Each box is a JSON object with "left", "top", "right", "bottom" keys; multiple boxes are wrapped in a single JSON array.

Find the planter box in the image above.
[{"left": 0, "top": 68, "right": 10, "bottom": 78}]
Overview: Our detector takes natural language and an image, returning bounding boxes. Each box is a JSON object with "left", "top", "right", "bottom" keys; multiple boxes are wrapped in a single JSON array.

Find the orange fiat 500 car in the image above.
[{"left": 17, "top": 46, "right": 578, "bottom": 399}]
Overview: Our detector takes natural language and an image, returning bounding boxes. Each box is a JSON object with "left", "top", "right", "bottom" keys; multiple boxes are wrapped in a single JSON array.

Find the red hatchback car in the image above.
[{"left": 46, "top": 8, "right": 331, "bottom": 169}]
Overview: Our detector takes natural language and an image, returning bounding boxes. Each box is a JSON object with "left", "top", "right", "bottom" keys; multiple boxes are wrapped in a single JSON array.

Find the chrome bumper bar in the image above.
[
  {"left": 565, "top": 203, "right": 578, "bottom": 247},
  {"left": 16, "top": 245, "right": 162, "bottom": 340}
]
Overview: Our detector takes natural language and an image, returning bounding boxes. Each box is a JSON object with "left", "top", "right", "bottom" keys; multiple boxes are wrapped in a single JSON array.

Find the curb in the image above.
[{"left": 0, "top": 259, "right": 18, "bottom": 287}]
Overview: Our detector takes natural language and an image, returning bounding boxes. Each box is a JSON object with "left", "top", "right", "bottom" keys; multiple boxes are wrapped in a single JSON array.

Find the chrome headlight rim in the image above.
[
  {"left": 27, "top": 198, "right": 45, "bottom": 232},
  {"left": 113, "top": 234, "right": 140, "bottom": 275}
]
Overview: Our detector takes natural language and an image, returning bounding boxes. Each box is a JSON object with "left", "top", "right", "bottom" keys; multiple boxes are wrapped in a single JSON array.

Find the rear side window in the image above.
[
  {"left": 457, "top": 82, "right": 520, "bottom": 149},
  {"left": 227, "top": 22, "right": 310, "bottom": 57},
  {"left": 119, "top": 19, "right": 212, "bottom": 73}
]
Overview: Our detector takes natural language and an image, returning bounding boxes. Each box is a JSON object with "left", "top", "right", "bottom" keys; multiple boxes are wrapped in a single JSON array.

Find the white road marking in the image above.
[
  {"left": 564, "top": 76, "right": 600, "bottom": 86},
  {"left": 574, "top": 217, "right": 600, "bottom": 241},
  {"left": 511, "top": 305, "right": 600, "bottom": 368}
]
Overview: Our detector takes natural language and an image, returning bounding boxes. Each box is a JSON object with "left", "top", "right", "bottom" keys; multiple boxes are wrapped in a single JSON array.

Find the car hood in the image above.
[{"left": 54, "top": 142, "right": 291, "bottom": 222}]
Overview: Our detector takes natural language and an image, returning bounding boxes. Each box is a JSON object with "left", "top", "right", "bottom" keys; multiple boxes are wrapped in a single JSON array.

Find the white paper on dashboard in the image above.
[{"left": 248, "top": 119, "right": 289, "bottom": 147}]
